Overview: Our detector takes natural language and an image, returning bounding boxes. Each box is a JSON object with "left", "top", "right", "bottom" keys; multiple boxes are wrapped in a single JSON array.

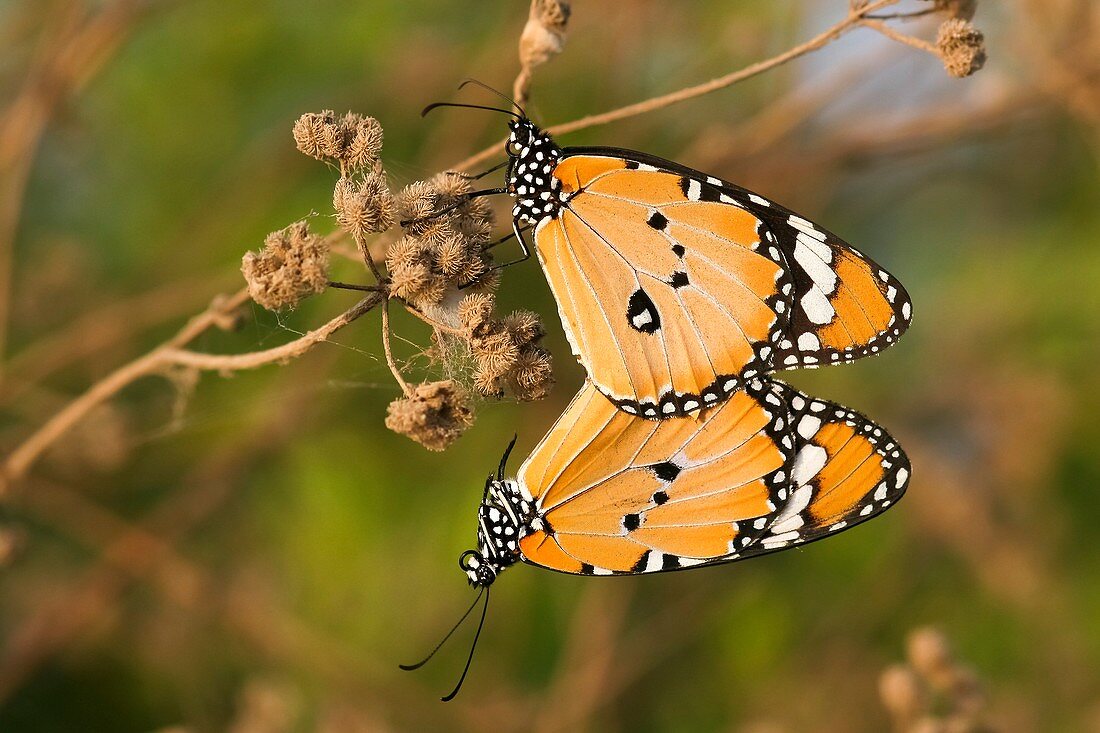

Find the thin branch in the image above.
[
  {"left": 1, "top": 289, "right": 383, "bottom": 492},
  {"left": 451, "top": 0, "right": 900, "bottom": 172},
  {"left": 381, "top": 299, "right": 413, "bottom": 395},
  {"left": 860, "top": 18, "right": 940, "bottom": 56}
]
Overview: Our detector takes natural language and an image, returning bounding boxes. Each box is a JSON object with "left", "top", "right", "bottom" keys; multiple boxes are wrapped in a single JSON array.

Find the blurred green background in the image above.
[{"left": 2, "top": 1, "right": 1099, "bottom": 731}]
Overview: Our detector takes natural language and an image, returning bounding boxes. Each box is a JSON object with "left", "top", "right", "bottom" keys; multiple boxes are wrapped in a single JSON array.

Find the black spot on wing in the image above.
[
  {"left": 671, "top": 244, "right": 686, "bottom": 258},
  {"left": 647, "top": 211, "right": 668, "bottom": 230},
  {"left": 627, "top": 288, "right": 661, "bottom": 333},
  {"left": 622, "top": 513, "right": 641, "bottom": 531},
  {"left": 649, "top": 461, "right": 682, "bottom": 482},
  {"left": 652, "top": 490, "right": 669, "bottom": 505},
  {"left": 668, "top": 271, "right": 689, "bottom": 289},
  {"left": 624, "top": 160, "right": 639, "bottom": 170}
]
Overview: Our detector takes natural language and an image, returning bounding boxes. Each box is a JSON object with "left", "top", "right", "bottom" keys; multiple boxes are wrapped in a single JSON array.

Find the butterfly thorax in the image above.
[
  {"left": 462, "top": 479, "right": 534, "bottom": 587},
  {"left": 506, "top": 119, "right": 564, "bottom": 226}
]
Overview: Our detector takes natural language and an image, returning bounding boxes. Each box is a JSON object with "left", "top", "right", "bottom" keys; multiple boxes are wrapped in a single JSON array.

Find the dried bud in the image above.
[
  {"left": 293, "top": 110, "right": 342, "bottom": 160},
  {"left": 908, "top": 627, "right": 955, "bottom": 687},
  {"left": 458, "top": 293, "right": 496, "bottom": 334},
  {"left": 509, "top": 346, "right": 553, "bottom": 401},
  {"left": 242, "top": 221, "right": 329, "bottom": 310},
  {"left": 334, "top": 172, "right": 394, "bottom": 238},
  {"left": 396, "top": 181, "right": 439, "bottom": 235},
  {"left": 503, "top": 310, "right": 545, "bottom": 346},
  {"left": 936, "top": 18, "right": 986, "bottom": 77},
  {"left": 385, "top": 381, "right": 473, "bottom": 451},
  {"left": 926, "top": 0, "right": 977, "bottom": 20},
  {"left": 879, "top": 664, "right": 927, "bottom": 723},
  {"left": 340, "top": 113, "right": 384, "bottom": 170},
  {"left": 519, "top": 0, "right": 571, "bottom": 69}
]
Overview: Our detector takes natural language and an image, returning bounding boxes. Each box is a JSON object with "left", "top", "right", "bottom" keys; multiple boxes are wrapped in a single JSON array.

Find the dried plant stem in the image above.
[
  {"left": 1, "top": 289, "right": 383, "bottom": 493},
  {"left": 860, "top": 18, "right": 940, "bottom": 56},
  {"left": 380, "top": 299, "right": 412, "bottom": 396},
  {"left": 452, "top": 0, "right": 900, "bottom": 172},
  {"left": 0, "top": 0, "right": 157, "bottom": 379}
]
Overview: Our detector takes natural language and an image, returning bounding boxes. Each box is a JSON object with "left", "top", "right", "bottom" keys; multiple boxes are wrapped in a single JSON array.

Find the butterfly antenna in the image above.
[
  {"left": 457, "top": 78, "right": 527, "bottom": 118},
  {"left": 399, "top": 588, "right": 485, "bottom": 672},
  {"left": 498, "top": 434, "right": 519, "bottom": 481},
  {"left": 441, "top": 586, "right": 490, "bottom": 702},
  {"left": 421, "top": 101, "right": 520, "bottom": 119}
]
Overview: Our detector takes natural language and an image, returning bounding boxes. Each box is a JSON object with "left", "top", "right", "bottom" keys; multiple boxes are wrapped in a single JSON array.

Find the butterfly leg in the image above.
[{"left": 399, "top": 186, "right": 508, "bottom": 228}]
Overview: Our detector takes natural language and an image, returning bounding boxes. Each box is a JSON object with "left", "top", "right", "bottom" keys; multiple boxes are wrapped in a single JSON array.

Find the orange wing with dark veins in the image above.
[
  {"left": 741, "top": 380, "right": 911, "bottom": 557},
  {"left": 532, "top": 155, "right": 792, "bottom": 419},
  {"left": 532, "top": 150, "right": 911, "bottom": 417},
  {"left": 516, "top": 379, "right": 796, "bottom": 575}
]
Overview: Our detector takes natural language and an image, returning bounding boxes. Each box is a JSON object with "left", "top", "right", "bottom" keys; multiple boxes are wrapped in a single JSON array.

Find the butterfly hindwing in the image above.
[
  {"left": 516, "top": 380, "right": 796, "bottom": 575},
  {"left": 514, "top": 378, "right": 909, "bottom": 576},
  {"left": 741, "top": 380, "right": 910, "bottom": 557}
]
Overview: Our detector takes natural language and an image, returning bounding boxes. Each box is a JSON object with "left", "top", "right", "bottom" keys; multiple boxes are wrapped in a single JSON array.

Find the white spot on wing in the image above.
[
  {"left": 797, "top": 415, "right": 822, "bottom": 440},
  {"left": 748, "top": 193, "right": 770, "bottom": 206},
  {"left": 792, "top": 445, "right": 828, "bottom": 486},
  {"left": 797, "top": 332, "right": 821, "bottom": 351},
  {"left": 800, "top": 288, "right": 836, "bottom": 325}
]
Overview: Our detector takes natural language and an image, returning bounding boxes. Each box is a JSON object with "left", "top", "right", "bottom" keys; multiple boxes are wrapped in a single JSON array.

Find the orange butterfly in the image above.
[
  {"left": 462, "top": 377, "right": 909, "bottom": 586},
  {"left": 427, "top": 101, "right": 912, "bottom": 418}
]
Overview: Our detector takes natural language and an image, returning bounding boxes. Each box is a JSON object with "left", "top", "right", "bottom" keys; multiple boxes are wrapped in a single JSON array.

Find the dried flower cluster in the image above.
[
  {"left": 458, "top": 293, "right": 553, "bottom": 401},
  {"left": 293, "top": 110, "right": 384, "bottom": 172},
  {"left": 879, "top": 627, "right": 991, "bottom": 733},
  {"left": 386, "top": 172, "right": 497, "bottom": 309},
  {"left": 385, "top": 380, "right": 474, "bottom": 451},
  {"left": 936, "top": 18, "right": 986, "bottom": 78},
  {"left": 241, "top": 221, "right": 329, "bottom": 311}
]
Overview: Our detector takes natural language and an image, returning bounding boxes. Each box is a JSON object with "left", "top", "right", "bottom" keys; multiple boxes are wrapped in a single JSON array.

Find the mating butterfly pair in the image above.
[
  {"left": 455, "top": 114, "right": 912, "bottom": 582},
  {"left": 406, "top": 101, "right": 911, "bottom": 700}
]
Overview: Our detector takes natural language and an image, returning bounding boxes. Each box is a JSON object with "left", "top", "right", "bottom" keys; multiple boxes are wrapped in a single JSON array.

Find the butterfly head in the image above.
[
  {"left": 505, "top": 119, "right": 563, "bottom": 225},
  {"left": 462, "top": 477, "right": 531, "bottom": 587}
]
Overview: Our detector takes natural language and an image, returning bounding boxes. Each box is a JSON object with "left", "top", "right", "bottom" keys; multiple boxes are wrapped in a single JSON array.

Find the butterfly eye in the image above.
[{"left": 506, "top": 139, "right": 523, "bottom": 157}]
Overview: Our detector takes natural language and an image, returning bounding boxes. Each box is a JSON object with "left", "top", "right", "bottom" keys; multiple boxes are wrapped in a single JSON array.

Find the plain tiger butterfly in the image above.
[
  {"left": 403, "top": 377, "right": 909, "bottom": 699},
  {"left": 423, "top": 95, "right": 912, "bottom": 419},
  {"left": 463, "top": 377, "right": 909, "bottom": 585}
]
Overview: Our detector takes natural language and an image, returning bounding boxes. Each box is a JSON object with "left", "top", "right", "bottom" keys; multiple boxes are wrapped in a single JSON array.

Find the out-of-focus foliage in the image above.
[{"left": 2, "top": 1, "right": 1098, "bottom": 731}]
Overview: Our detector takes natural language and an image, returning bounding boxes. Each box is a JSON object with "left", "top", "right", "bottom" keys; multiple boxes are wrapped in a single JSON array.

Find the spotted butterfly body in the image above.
[
  {"left": 460, "top": 377, "right": 910, "bottom": 586},
  {"left": 502, "top": 119, "right": 912, "bottom": 418}
]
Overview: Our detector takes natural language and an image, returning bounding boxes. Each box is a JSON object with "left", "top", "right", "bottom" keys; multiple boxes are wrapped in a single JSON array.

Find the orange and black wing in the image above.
[
  {"left": 534, "top": 154, "right": 793, "bottom": 418},
  {"left": 535, "top": 148, "right": 911, "bottom": 416},
  {"left": 515, "top": 379, "right": 796, "bottom": 575},
  {"left": 739, "top": 379, "right": 910, "bottom": 557}
]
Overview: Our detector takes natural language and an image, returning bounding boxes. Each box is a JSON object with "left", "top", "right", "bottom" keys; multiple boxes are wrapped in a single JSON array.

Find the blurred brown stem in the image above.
[{"left": 453, "top": 0, "right": 900, "bottom": 172}]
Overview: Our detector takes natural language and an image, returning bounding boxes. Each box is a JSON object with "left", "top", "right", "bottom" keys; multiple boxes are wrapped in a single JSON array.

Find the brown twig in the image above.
[
  {"left": 451, "top": 0, "right": 900, "bottom": 173},
  {"left": 380, "top": 298, "right": 413, "bottom": 395},
  {"left": 0, "top": 289, "right": 383, "bottom": 493},
  {"left": 860, "top": 18, "right": 940, "bottom": 56}
]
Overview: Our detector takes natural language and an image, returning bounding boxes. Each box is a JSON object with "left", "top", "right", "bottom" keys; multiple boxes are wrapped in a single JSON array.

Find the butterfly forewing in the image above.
[
  {"left": 516, "top": 380, "right": 796, "bottom": 576},
  {"left": 531, "top": 147, "right": 911, "bottom": 416},
  {"left": 536, "top": 154, "right": 790, "bottom": 418}
]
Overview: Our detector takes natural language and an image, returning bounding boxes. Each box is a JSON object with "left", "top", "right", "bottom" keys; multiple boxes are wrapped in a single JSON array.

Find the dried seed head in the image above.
[
  {"left": 520, "top": 0, "right": 571, "bottom": 69},
  {"left": 396, "top": 181, "right": 440, "bottom": 235},
  {"left": 509, "top": 346, "right": 554, "bottom": 401},
  {"left": 334, "top": 172, "right": 395, "bottom": 238},
  {"left": 458, "top": 293, "right": 496, "bottom": 334},
  {"left": 879, "top": 664, "right": 927, "bottom": 723},
  {"left": 385, "top": 380, "right": 474, "bottom": 451},
  {"left": 908, "top": 627, "right": 955, "bottom": 685},
  {"left": 503, "top": 310, "right": 545, "bottom": 346},
  {"left": 435, "top": 231, "right": 474, "bottom": 277},
  {"left": 937, "top": 18, "right": 986, "bottom": 77},
  {"left": 293, "top": 110, "right": 342, "bottom": 160},
  {"left": 473, "top": 330, "right": 522, "bottom": 381},
  {"left": 340, "top": 113, "right": 384, "bottom": 170},
  {"left": 241, "top": 221, "right": 329, "bottom": 311}
]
